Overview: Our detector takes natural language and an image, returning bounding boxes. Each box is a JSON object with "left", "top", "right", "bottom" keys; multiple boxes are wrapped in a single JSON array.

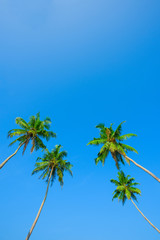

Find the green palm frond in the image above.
[
  {"left": 116, "top": 144, "right": 126, "bottom": 155},
  {"left": 112, "top": 190, "right": 120, "bottom": 201},
  {"left": 114, "top": 152, "right": 125, "bottom": 167},
  {"left": 97, "top": 144, "right": 108, "bottom": 155},
  {"left": 117, "top": 133, "right": 137, "bottom": 141},
  {"left": 120, "top": 143, "right": 138, "bottom": 154},
  {"left": 127, "top": 177, "right": 136, "bottom": 184},
  {"left": 39, "top": 169, "right": 49, "bottom": 180},
  {"left": 9, "top": 135, "right": 27, "bottom": 146},
  {"left": 43, "top": 117, "right": 52, "bottom": 130},
  {"left": 130, "top": 187, "right": 141, "bottom": 195},
  {"left": 95, "top": 148, "right": 109, "bottom": 166},
  {"left": 87, "top": 138, "right": 106, "bottom": 146},
  {"left": 15, "top": 117, "right": 29, "bottom": 129},
  {"left": 131, "top": 193, "right": 138, "bottom": 201},
  {"left": 109, "top": 123, "right": 114, "bottom": 132},
  {"left": 35, "top": 136, "right": 46, "bottom": 150},
  {"left": 96, "top": 123, "right": 105, "bottom": 129},
  {"left": 8, "top": 129, "right": 27, "bottom": 138},
  {"left": 113, "top": 121, "right": 126, "bottom": 138},
  {"left": 58, "top": 151, "right": 68, "bottom": 159},
  {"left": 29, "top": 115, "right": 36, "bottom": 127}
]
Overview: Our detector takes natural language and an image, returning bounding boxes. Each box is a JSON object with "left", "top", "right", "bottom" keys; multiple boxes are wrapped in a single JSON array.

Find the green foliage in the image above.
[
  {"left": 88, "top": 121, "right": 137, "bottom": 169},
  {"left": 111, "top": 171, "right": 141, "bottom": 205},
  {"left": 8, "top": 113, "right": 56, "bottom": 154},
  {"left": 32, "top": 145, "right": 73, "bottom": 186}
]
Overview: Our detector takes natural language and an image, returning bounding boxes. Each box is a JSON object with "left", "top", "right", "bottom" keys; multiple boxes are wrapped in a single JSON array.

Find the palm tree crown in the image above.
[
  {"left": 32, "top": 145, "right": 73, "bottom": 186},
  {"left": 8, "top": 113, "right": 56, "bottom": 154},
  {"left": 88, "top": 121, "right": 137, "bottom": 169},
  {"left": 111, "top": 171, "right": 141, "bottom": 205}
]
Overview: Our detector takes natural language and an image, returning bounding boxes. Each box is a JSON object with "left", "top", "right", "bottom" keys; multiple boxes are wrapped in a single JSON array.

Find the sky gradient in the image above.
[{"left": 0, "top": 1, "right": 160, "bottom": 239}]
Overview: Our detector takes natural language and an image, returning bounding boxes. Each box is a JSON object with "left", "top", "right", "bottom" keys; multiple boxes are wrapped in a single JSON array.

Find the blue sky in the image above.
[{"left": 0, "top": 0, "right": 160, "bottom": 239}]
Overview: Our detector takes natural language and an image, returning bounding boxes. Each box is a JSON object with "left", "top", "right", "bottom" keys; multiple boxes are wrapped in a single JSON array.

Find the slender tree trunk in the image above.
[
  {"left": 131, "top": 199, "right": 160, "bottom": 233},
  {"left": 124, "top": 155, "right": 160, "bottom": 183},
  {"left": 0, "top": 143, "right": 24, "bottom": 169},
  {"left": 25, "top": 167, "right": 53, "bottom": 240}
]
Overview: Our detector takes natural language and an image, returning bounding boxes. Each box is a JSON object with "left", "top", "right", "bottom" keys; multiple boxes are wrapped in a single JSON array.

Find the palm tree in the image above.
[
  {"left": 0, "top": 113, "right": 56, "bottom": 169},
  {"left": 25, "top": 145, "right": 73, "bottom": 240},
  {"left": 111, "top": 171, "right": 160, "bottom": 233},
  {"left": 87, "top": 121, "right": 160, "bottom": 182}
]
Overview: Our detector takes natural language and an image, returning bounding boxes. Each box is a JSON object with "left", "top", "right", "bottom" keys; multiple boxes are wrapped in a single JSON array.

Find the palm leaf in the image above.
[
  {"left": 117, "top": 133, "right": 137, "bottom": 141},
  {"left": 120, "top": 144, "right": 138, "bottom": 154},
  {"left": 87, "top": 138, "right": 106, "bottom": 146},
  {"left": 15, "top": 117, "right": 29, "bottom": 129},
  {"left": 113, "top": 121, "right": 126, "bottom": 138},
  {"left": 8, "top": 129, "right": 27, "bottom": 138},
  {"left": 9, "top": 135, "right": 27, "bottom": 146},
  {"left": 96, "top": 123, "right": 105, "bottom": 129}
]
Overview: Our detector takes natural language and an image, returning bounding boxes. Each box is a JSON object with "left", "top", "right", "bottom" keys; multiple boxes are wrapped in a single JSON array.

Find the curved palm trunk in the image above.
[
  {"left": 125, "top": 155, "right": 160, "bottom": 183},
  {"left": 0, "top": 143, "right": 24, "bottom": 169},
  {"left": 25, "top": 167, "right": 53, "bottom": 240},
  {"left": 131, "top": 199, "right": 160, "bottom": 233}
]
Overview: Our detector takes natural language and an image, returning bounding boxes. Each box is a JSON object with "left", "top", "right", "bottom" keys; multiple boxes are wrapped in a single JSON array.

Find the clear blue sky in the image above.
[{"left": 0, "top": 0, "right": 160, "bottom": 239}]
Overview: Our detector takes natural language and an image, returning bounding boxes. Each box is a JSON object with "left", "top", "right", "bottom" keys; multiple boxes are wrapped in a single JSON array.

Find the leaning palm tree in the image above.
[
  {"left": 111, "top": 171, "right": 160, "bottom": 233},
  {"left": 25, "top": 145, "right": 73, "bottom": 240},
  {"left": 87, "top": 121, "right": 160, "bottom": 182},
  {"left": 0, "top": 113, "right": 56, "bottom": 169}
]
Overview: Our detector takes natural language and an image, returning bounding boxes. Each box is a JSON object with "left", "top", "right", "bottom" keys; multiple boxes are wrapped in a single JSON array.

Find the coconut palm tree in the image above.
[
  {"left": 87, "top": 121, "right": 160, "bottom": 182},
  {"left": 111, "top": 171, "right": 160, "bottom": 233},
  {"left": 0, "top": 113, "right": 56, "bottom": 169},
  {"left": 25, "top": 145, "right": 73, "bottom": 240}
]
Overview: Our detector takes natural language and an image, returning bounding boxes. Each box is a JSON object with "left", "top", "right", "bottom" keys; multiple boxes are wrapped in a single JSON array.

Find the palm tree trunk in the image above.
[
  {"left": 124, "top": 155, "right": 160, "bottom": 183},
  {"left": 131, "top": 198, "right": 160, "bottom": 233},
  {"left": 0, "top": 143, "right": 24, "bottom": 169},
  {"left": 25, "top": 167, "right": 54, "bottom": 240}
]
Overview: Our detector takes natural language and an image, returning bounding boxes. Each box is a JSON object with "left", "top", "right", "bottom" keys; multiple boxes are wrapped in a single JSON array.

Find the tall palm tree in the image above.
[
  {"left": 111, "top": 171, "right": 160, "bottom": 233},
  {"left": 0, "top": 113, "right": 56, "bottom": 169},
  {"left": 25, "top": 145, "right": 73, "bottom": 240},
  {"left": 87, "top": 121, "right": 160, "bottom": 182}
]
